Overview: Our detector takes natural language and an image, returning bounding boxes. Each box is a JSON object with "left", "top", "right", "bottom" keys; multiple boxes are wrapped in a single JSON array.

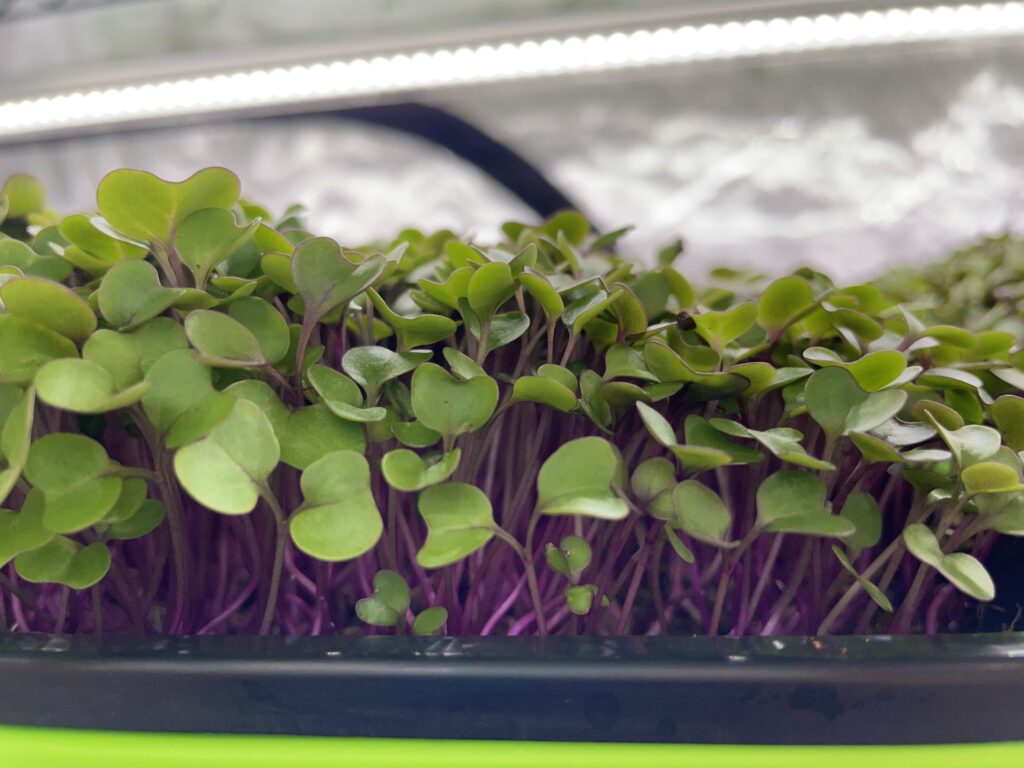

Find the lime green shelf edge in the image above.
[{"left": 3, "top": 725, "right": 1024, "bottom": 768}]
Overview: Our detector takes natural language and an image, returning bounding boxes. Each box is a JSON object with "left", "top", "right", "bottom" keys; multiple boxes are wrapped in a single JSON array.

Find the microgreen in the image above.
[{"left": 0, "top": 167, "right": 1020, "bottom": 638}]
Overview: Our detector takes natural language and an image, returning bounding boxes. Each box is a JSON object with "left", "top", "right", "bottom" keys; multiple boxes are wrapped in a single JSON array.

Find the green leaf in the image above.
[
  {"left": 0, "top": 238, "right": 71, "bottom": 281},
  {"left": 805, "top": 366, "right": 904, "bottom": 438},
  {"left": 693, "top": 303, "right": 757, "bottom": 352},
  {"left": 962, "top": 462, "right": 1024, "bottom": 495},
  {"left": 343, "top": 347, "right": 431, "bottom": 403},
  {"left": 758, "top": 276, "right": 816, "bottom": 335},
  {"left": 227, "top": 379, "right": 364, "bottom": 470},
  {"left": 442, "top": 347, "right": 486, "bottom": 380},
  {"left": 24, "top": 433, "right": 122, "bottom": 534},
  {"left": 511, "top": 376, "right": 577, "bottom": 413},
  {"left": 96, "top": 167, "right": 240, "bottom": 245},
  {"left": 174, "top": 399, "right": 280, "bottom": 514},
  {"left": 917, "top": 367, "right": 984, "bottom": 391},
  {"left": 564, "top": 584, "right": 598, "bottom": 615},
  {"left": 174, "top": 207, "right": 259, "bottom": 288},
  {"left": 0, "top": 276, "right": 96, "bottom": 343},
  {"left": 417, "top": 482, "right": 495, "bottom": 568},
  {"left": 0, "top": 316, "right": 77, "bottom": 385},
  {"left": 671, "top": 480, "right": 732, "bottom": 545},
  {"left": 227, "top": 297, "right": 290, "bottom": 366},
  {"left": 803, "top": 347, "right": 907, "bottom": 392},
  {"left": 563, "top": 288, "right": 626, "bottom": 337},
  {"left": 59, "top": 213, "right": 147, "bottom": 273},
  {"left": 97, "top": 261, "right": 183, "bottom": 330},
  {"left": 411, "top": 363, "right": 498, "bottom": 438},
  {"left": 537, "top": 363, "right": 577, "bottom": 392},
  {"left": 832, "top": 546, "right": 892, "bottom": 612},
  {"left": 108, "top": 499, "right": 166, "bottom": 540},
  {"left": 184, "top": 310, "right": 266, "bottom": 368},
  {"left": 991, "top": 396, "right": 1024, "bottom": 452},
  {"left": 392, "top": 420, "right": 442, "bottom": 449},
  {"left": 289, "top": 450, "right": 382, "bottom": 561},
  {"left": 0, "top": 386, "right": 34, "bottom": 506},
  {"left": 382, "top": 448, "right": 461, "bottom": 492},
  {"left": 367, "top": 289, "right": 457, "bottom": 351},
  {"left": 849, "top": 431, "right": 903, "bottom": 464},
  {"left": 518, "top": 272, "right": 564, "bottom": 320},
  {"left": 708, "top": 419, "right": 833, "bottom": 471},
  {"left": 292, "top": 237, "right": 385, "bottom": 323},
  {"left": 635, "top": 401, "right": 677, "bottom": 446},
  {"left": 664, "top": 525, "right": 695, "bottom": 563},
  {"left": 35, "top": 358, "right": 150, "bottom": 414},
  {"left": 839, "top": 491, "right": 882, "bottom": 553},
  {"left": 15, "top": 537, "right": 110, "bottom": 589},
  {"left": 756, "top": 471, "right": 853, "bottom": 537},
  {"left": 0, "top": 490, "right": 54, "bottom": 567},
  {"left": 468, "top": 261, "right": 515, "bottom": 319},
  {"left": 141, "top": 349, "right": 215, "bottom": 435},
  {"left": 356, "top": 570, "right": 410, "bottom": 627},
  {"left": 929, "top": 420, "right": 1001, "bottom": 469},
  {"left": 412, "top": 606, "right": 449, "bottom": 636},
  {"left": 3, "top": 173, "right": 45, "bottom": 218},
  {"left": 537, "top": 437, "right": 628, "bottom": 520},
  {"left": 604, "top": 344, "right": 658, "bottom": 382},
  {"left": 684, "top": 416, "right": 764, "bottom": 465},
  {"left": 307, "top": 365, "right": 386, "bottom": 423},
  {"left": 631, "top": 457, "right": 676, "bottom": 501},
  {"left": 903, "top": 523, "right": 995, "bottom": 601},
  {"left": 82, "top": 330, "right": 143, "bottom": 389}
]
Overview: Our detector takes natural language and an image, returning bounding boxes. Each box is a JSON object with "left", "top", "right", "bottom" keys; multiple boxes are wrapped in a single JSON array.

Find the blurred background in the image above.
[{"left": 1, "top": 0, "right": 1024, "bottom": 280}]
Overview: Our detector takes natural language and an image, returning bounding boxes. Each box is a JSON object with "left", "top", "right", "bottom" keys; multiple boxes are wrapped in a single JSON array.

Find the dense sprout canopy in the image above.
[{"left": 0, "top": 167, "right": 1022, "bottom": 637}]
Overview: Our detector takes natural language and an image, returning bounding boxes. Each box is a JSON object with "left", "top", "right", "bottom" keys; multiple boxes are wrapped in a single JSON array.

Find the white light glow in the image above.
[{"left": 2, "top": 2, "right": 1024, "bottom": 139}]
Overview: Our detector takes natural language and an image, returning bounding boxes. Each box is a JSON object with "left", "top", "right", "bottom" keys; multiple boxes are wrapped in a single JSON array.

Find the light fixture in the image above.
[{"left": 1, "top": 2, "right": 1023, "bottom": 140}]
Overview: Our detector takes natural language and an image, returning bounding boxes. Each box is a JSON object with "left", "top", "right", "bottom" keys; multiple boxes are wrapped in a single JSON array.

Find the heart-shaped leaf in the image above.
[
  {"left": 806, "top": 367, "right": 906, "bottom": 438},
  {"left": 142, "top": 349, "right": 217, "bottom": 435},
  {"left": 174, "top": 207, "right": 259, "bottom": 288},
  {"left": 35, "top": 358, "right": 151, "bottom": 414},
  {"left": 416, "top": 482, "right": 495, "bottom": 568},
  {"left": 96, "top": 167, "right": 240, "bottom": 245},
  {"left": 355, "top": 570, "right": 410, "bottom": 626},
  {"left": 227, "top": 379, "right": 365, "bottom": 469},
  {"left": 59, "top": 214, "right": 148, "bottom": 274},
  {"left": 24, "top": 433, "right": 122, "bottom": 533},
  {"left": 758, "top": 276, "right": 816, "bottom": 336},
  {"left": 97, "top": 261, "right": 183, "bottom": 330},
  {"left": 442, "top": 347, "right": 487, "bottom": 380},
  {"left": 368, "top": 289, "right": 458, "bottom": 351},
  {"left": 0, "top": 316, "right": 77, "bottom": 385},
  {"left": 1, "top": 276, "right": 96, "bottom": 343},
  {"left": 803, "top": 347, "right": 907, "bottom": 392},
  {"left": 537, "top": 437, "right": 628, "bottom": 520},
  {"left": 289, "top": 450, "right": 382, "bottom": 561},
  {"left": 929, "top": 420, "right": 1001, "bottom": 469},
  {"left": 184, "top": 310, "right": 266, "bottom": 368},
  {"left": 108, "top": 499, "right": 166, "bottom": 540},
  {"left": 14, "top": 536, "right": 111, "bottom": 589},
  {"left": 903, "top": 523, "right": 994, "bottom": 601},
  {"left": 756, "top": 471, "right": 853, "bottom": 537},
  {"left": 671, "top": 480, "right": 732, "bottom": 545},
  {"left": 292, "top": 238, "right": 385, "bottom": 323},
  {"left": 3, "top": 173, "right": 45, "bottom": 218},
  {"left": 227, "top": 297, "right": 290, "bottom": 366},
  {"left": 0, "top": 490, "right": 54, "bottom": 567},
  {"left": 693, "top": 303, "right": 757, "bottom": 353},
  {"left": 468, "top": 261, "right": 516, "bottom": 319},
  {"left": 411, "top": 363, "right": 498, "bottom": 438},
  {"left": 839, "top": 491, "right": 882, "bottom": 554},
  {"left": 174, "top": 399, "right": 280, "bottom": 514},
  {"left": 511, "top": 376, "right": 577, "bottom": 413},
  {"left": 307, "top": 364, "right": 386, "bottom": 422},
  {"left": 382, "top": 448, "right": 461, "bottom": 492},
  {"left": 545, "top": 535, "right": 592, "bottom": 580},
  {"left": 392, "top": 420, "right": 442, "bottom": 448},
  {"left": 630, "top": 457, "right": 677, "bottom": 501},
  {"left": 343, "top": 346, "right": 431, "bottom": 403},
  {"left": 962, "top": 462, "right": 1024, "bottom": 495}
]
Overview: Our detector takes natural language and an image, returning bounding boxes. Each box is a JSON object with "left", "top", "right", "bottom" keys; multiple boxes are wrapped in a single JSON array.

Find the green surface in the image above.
[{"left": 2, "top": 726, "right": 1024, "bottom": 767}]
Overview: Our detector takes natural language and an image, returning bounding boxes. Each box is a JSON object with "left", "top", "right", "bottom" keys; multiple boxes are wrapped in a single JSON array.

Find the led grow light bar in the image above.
[{"left": 1, "top": 2, "right": 1023, "bottom": 140}]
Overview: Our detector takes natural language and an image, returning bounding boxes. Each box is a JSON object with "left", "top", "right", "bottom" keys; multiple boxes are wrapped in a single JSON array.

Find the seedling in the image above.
[{"left": 0, "top": 168, "right": 1021, "bottom": 637}]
